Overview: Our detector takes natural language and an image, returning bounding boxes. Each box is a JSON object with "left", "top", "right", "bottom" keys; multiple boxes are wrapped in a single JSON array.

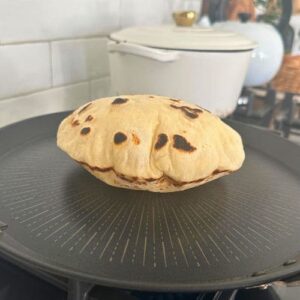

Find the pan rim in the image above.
[
  {"left": 0, "top": 236, "right": 299, "bottom": 292},
  {"left": 0, "top": 112, "right": 299, "bottom": 292}
]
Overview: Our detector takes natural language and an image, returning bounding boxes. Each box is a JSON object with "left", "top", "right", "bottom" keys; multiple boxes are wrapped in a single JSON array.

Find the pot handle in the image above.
[{"left": 107, "top": 41, "right": 180, "bottom": 62}]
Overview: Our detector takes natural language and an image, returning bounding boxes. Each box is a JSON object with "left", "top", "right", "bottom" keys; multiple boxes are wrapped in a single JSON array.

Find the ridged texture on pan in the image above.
[{"left": 57, "top": 95, "right": 245, "bottom": 192}]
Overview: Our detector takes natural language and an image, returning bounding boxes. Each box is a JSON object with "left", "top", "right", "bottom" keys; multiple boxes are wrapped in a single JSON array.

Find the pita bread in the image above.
[{"left": 57, "top": 95, "right": 245, "bottom": 192}]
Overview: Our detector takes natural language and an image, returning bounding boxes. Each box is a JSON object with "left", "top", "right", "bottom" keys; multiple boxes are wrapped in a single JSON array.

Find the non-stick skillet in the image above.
[{"left": 0, "top": 112, "right": 299, "bottom": 296}]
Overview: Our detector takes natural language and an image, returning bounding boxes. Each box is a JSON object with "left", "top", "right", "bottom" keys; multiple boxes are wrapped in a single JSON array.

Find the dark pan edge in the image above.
[
  {"left": 0, "top": 112, "right": 71, "bottom": 156},
  {"left": 0, "top": 233, "right": 299, "bottom": 292},
  {"left": 225, "top": 119, "right": 300, "bottom": 175}
]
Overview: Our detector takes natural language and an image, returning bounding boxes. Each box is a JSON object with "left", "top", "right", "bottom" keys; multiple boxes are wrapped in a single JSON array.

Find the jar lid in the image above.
[{"left": 110, "top": 25, "right": 256, "bottom": 51}]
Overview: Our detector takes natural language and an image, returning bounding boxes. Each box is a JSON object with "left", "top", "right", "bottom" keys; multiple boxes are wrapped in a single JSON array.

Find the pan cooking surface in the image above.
[{"left": 0, "top": 112, "right": 299, "bottom": 291}]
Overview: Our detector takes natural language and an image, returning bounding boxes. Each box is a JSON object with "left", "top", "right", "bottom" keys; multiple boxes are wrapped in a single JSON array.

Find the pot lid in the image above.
[{"left": 110, "top": 25, "right": 256, "bottom": 51}]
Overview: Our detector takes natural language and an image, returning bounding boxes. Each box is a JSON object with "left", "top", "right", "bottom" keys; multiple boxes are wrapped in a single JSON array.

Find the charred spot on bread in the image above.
[
  {"left": 183, "top": 110, "right": 198, "bottom": 119},
  {"left": 112, "top": 98, "right": 128, "bottom": 105},
  {"left": 77, "top": 161, "right": 112, "bottom": 172},
  {"left": 196, "top": 104, "right": 211, "bottom": 113},
  {"left": 78, "top": 103, "right": 92, "bottom": 114},
  {"left": 114, "top": 132, "right": 127, "bottom": 144},
  {"left": 80, "top": 127, "right": 91, "bottom": 135},
  {"left": 76, "top": 161, "right": 230, "bottom": 187},
  {"left": 173, "top": 134, "right": 196, "bottom": 152},
  {"left": 155, "top": 133, "right": 168, "bottom": 150},
  {"left": 169, "top": 98, "right": 180, "bottom": 102},
  {"left": 72, "top": 120, "right": 80, "bottom": 127},
  {"left": 119, "top": 173, "right": 133, "bottom": 183},
  {"left": 131, "top": 133, "right": 140, "bottom": 145},
  {"left": 85, "top": 115, "right": 93, "bottom": 122},
  {"left": 212, "top": 169, "right": 229, "bottom": 175},
  {"left": 145, "top": 177, "right": 157, "bottom": 182},
  {"left": 170, "top": 104, "right": 202, "bottom": 119},
  {"left": 148, "top": 96, "right": 155, "bottom": 98}
]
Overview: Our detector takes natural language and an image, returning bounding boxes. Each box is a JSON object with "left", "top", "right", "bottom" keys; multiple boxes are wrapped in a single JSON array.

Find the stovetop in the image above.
[{"left": 1, "top": 256, "right": 299, "bottom": 300}]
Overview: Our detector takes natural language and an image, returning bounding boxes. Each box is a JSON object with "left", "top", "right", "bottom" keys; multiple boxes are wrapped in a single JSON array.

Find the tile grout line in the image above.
[
  {"left": 0, "top": 76, "right": 110, "bottom": 103},
  {"left": 48, "top": 42, "right": 54, "bottom": 87},
  {"left": 0, "top": 33, "right": 112, "bottom": 46},
  {"left": 118, "top": 0, "right": 122, "bottom": 29}
]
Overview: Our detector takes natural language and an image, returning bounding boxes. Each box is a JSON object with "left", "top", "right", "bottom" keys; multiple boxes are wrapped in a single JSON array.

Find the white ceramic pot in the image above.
[
  {"left": 214, "top": 21, "right": 284, "bottom": 87},
  {"left": 108, "top": 26, "right": 256, "bottom": 117}
]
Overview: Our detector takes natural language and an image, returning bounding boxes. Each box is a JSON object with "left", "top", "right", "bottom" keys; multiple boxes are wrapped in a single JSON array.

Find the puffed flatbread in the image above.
[{"left": 57, "top": 95, "right": 245, "bottom": 192}]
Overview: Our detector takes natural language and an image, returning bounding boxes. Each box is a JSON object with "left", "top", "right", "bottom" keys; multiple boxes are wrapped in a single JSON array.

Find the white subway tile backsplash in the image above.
[
  {"left": 0, "top": 82, "right": 89, "bottom": 128},
  {"left": 0, "top": 43, "right": 51, "bottom": 99},
  {"left": 0, "top": 0, "right": 120, "bottom": 44},
  {"left": 120, "top": 0, "right": 167, "bottom": 27},
  {"left": 0, "top": 0, "right": 172, "bottom": 126},
  {"left": 90, "top": 77, "right": 111, "bottom": 99},
  {"left": 51, "top": 38, "right": 109, "bottom": 86}
]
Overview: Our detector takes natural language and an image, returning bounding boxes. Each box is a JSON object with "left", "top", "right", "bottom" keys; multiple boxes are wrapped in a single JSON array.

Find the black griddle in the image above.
[{"left": 0, "top": 112, "right": 299, "bottom": 293}]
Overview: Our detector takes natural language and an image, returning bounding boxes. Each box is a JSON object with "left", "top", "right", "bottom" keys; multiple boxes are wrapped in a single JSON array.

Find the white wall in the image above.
[
  {"left": 0, "top": 0, "right": 168, "bottom": 127},
  {"left": 290, "top": 15, "right": 300, "bottom": 55}
]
